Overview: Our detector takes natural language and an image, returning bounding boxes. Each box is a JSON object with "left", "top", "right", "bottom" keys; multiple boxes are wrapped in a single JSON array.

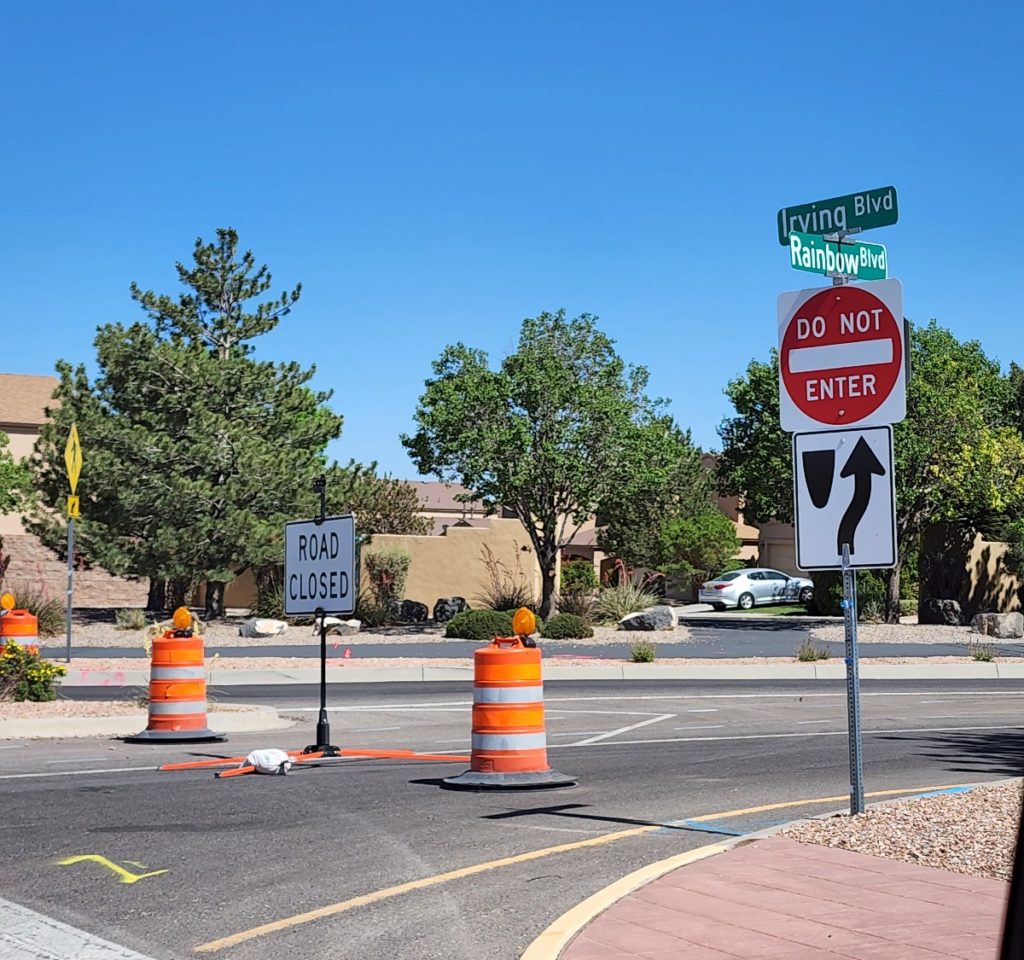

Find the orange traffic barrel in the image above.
[
  {"left": 0, "top": 609, "right": 39, "bottom": 648},
  {"left": 127, "top": 610, "right": 224, "bottom": 743},
  {"left": 444, "top": 633, "right": 574, "bottom": 789}
]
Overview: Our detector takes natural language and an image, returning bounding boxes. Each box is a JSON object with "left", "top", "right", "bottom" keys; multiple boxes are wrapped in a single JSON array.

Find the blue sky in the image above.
[{"left": 3, "top": 2, "right": 1021, "bottom": 478}]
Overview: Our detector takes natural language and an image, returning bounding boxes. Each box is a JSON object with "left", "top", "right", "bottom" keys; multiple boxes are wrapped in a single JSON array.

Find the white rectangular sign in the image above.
[
  {"left": 778, "top": 278, "right": 905, "bottom": 433},
  {"left": 284, "top": 515, "right": 356, "bottom": 616},
  {"left": 793, "top": 427, "right": 896, "bottom": 571}
]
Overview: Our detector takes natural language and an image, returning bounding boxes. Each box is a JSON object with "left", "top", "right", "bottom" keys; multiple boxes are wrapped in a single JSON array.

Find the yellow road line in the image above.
[{"left": 193, "top": 781, "right": 970, "bottom": 954}]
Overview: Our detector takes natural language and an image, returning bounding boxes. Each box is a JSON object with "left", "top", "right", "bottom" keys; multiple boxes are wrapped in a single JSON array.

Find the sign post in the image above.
[
  {"left": 64, "top": 425, "right": 82, "bottom": 665},
  {"left": 841, "top": 544, "right": 865, "bottom": 814},
  {"left": 283, "top": 475, "right": 356, "bottom": 755}
]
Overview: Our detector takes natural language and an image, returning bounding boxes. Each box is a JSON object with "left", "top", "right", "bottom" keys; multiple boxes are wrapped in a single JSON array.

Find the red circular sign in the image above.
[{"left": 780, "top": 285, "right": 902, "bottom": 426}]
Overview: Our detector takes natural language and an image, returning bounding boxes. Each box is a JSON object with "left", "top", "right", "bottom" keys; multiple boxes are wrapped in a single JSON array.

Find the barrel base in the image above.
[
  {"left": 124, "top": 728, "right": 226, "bottom": 744},
  {"left": 442, "top": 768, "right": 576, "bottom": 790}
]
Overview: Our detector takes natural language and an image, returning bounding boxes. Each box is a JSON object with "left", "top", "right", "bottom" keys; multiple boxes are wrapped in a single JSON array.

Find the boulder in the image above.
[
  {"left": 919, "top": 599, "right": 964, "bottom": 626},
  {"left": 971, "top": 612, "right": 1024, "bottom": 639},
  {"left": 398, "top": 600, "right": 429, "bottom": 623},
  {"left": 619, "top": 605, "right": 675, "bottom": 631},
  {"left": 322, "top": 617, "right": 361, "bottom": 636},
  {"left": 238, "top": 618, "right": 288, "bottom": 638},
  {"left": 433, "top": 597, "right": 469, "bottom": 623}
]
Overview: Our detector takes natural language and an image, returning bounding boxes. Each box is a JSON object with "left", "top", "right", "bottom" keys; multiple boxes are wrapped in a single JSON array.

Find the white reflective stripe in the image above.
[
  {"left": 148, "top": 701, "right": 207, "bottom": 716},
  {"left": 473, "top": 685, "right": 543, "bottom": 704},
  {"left": 472, "top": 732, "right": 547, "bottom": 751},
  {"left": 151, "top": 666, "right": 206, "bottom": 680}
]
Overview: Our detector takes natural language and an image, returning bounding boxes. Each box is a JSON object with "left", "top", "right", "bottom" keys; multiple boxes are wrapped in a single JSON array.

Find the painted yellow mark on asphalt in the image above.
[
  {"left": 57, "top": 855, "right": 168, "bottom": 885},
  {"left": 193, "top": 781, "right": 970, "bottom": 953}
]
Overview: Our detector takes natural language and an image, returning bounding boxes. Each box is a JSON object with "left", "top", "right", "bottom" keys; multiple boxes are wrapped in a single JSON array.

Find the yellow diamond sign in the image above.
[{"left": 65, "top": 424, "right": 83, "bottom": 494}]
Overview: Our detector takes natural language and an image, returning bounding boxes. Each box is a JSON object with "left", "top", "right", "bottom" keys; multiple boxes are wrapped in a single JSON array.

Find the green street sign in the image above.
[
  {"left": 777, "top": 186, "right": 898, "bottom": 246},
  {"left": 788, "top": 231, "right": 888, "bottom": 281}
]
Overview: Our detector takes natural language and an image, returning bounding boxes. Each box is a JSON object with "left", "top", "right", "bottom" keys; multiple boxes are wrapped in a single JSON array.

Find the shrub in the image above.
[
  {"left": 540, "top": 613, "right": 594, "bottom": 640},
  {"left": 561, "top": 560, "right": 598, "bottom": 593},
  {"left": 806, "top": 570, "right": 886, "bottom": 621},
  {"left": 594, "top": 581, "right": 658, "bottom": 624},
  {"left": 254, "top": 584, "right": 315, "bottom": 626},
  {"left": 6, "top": 582, "right": 63, "bottom": 637},
  {"left": 796, "top": 639, "right": 831, "bottom": 662},
  {"left": 899, "top": 598, "right": 917, "bottom": 618},
  {"left": 0, "top": 639, "right": 67, "bottom": 701},
  {"left": 115, "top": 608, "right": 149, "bottom": 631},
  {"left": 969, "top": 640, "right": 996, "bottom": 662},
  {"left": 364, "top": 549, "right": 412, "bottom": 606},
  {"left": 355, "top": 591, "right": 394, "bottom": 628},
  {"left": 629, "top": 640, "right": 657, "bottom": 663},
  {"left": 445, "top": 609, "right": 515, "bottom": 641},
  {"left": 475, "top": 544, "right": 537, "bottom": 611}
]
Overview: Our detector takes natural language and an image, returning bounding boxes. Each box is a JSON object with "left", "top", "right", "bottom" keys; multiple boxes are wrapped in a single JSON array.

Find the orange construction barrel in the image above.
[
  {"left": 443, "top": 635, "right": 575, "bottom": 789},
  {"left": 0, "top": 609, "right": 39, "bottom": 648}
]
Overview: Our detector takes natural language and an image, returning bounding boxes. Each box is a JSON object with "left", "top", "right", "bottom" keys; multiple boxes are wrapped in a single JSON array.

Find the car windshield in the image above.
[{"left": 713, "top": 572, "right": 742, "bottom": 582}]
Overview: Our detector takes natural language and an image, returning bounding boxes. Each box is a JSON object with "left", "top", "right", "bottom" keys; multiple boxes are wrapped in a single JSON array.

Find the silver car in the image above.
[{"left": 699, "top": 568, "right": 814, "bottom": 611}]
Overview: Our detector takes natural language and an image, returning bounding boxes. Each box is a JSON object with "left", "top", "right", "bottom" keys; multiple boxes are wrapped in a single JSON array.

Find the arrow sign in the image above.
[
  {"left": 65, "top": 424, "right": 83, "bottom": 494},
  {"left": 792, "top": 426, "right": 897, "bottom": 571},
  {"left": 837, "top": 436, "right": 886, "bottom": 555}
]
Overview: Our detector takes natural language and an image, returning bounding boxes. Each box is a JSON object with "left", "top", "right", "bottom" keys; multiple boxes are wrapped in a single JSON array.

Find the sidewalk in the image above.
[{"left": 557, "top": 836, "right": 1006, "bottom": 959}]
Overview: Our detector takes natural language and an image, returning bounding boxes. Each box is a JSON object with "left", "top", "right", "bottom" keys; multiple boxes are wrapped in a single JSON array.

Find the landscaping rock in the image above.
[
  {"left": 971, "top": 611, "right": 1024, "bottom": 639},
  {"left": 322, "top": 617, "right": 361, "bottom": 636},
  {"left": 398, "top": 600, "right": 429, "bottom": 623},
  {"left": 238, "top": 618, "right": 288, "bottom": 638},
  {"left": 619, "top": 605, "right": 675, "bottom": 631},
  {"left": 919, "top": 599, "right": 964, "bottom": 626},
  {"left": 433, "top": 597, "right": 469, "bottom": 623}
]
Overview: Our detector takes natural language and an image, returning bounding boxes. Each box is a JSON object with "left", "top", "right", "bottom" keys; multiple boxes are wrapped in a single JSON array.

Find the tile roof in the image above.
[{"left": 0, "top": 374, "right": 59, "bottom": 427}]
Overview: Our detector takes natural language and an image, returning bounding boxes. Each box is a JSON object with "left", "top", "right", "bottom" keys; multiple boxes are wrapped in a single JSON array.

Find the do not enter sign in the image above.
[{"left": 778, "top": 278, "right": 905, "bottom": 432}]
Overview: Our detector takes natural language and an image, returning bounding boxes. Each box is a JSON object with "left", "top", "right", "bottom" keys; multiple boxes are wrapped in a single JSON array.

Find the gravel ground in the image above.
[
  {"left": 46, "top": 617, "right": 688, "bottom": 648},
  {"left": 810, "top": 623, "right": 976, "bottom": 645},
  {"left": 0, "top": 700, "right": 258, "bottom": 718},
  {"left": 782, "top": 780, "right": 1023, "bottom": 881}
]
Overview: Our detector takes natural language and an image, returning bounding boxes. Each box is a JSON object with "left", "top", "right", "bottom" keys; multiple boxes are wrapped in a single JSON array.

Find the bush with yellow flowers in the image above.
[{"left": 0, "top": 639, "right": 67, "bottom": 701}]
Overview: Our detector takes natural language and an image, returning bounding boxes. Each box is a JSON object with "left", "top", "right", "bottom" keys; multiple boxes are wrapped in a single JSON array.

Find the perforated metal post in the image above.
[{"left": 841, "top": 543, "right": 865, "bottom": 814}]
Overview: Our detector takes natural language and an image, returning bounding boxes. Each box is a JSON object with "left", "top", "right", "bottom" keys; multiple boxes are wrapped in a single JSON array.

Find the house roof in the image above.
[
  {"left": 0, "top": 374, "right": 59, "bottom": 427},
  {"left": 407, "top": 480, "right": 486, "bottom": 514}
]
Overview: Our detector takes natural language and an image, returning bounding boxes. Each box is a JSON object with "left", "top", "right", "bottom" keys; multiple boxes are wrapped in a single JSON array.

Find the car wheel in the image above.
[
  {"left": 799, "top": 587, "right": 813, "bottom": 604},
  {"left": 737, "top": 593, "right": 755, "bottom": 610}
]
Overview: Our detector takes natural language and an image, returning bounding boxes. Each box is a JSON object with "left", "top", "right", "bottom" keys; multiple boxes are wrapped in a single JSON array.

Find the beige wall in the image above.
[
  {"left": 757, "top": 522, "right": 798, "bottom": 575},
  {"left": 0, "top": 426, "right": 39, "bottom": 536},
  {"left": 362, "top": 518, "right": 543, "bottom": 612}
]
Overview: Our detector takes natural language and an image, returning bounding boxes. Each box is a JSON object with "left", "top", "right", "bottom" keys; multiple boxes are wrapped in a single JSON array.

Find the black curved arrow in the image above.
[{"left": 837, "top": 437, "right": 885, "bottom": 555}]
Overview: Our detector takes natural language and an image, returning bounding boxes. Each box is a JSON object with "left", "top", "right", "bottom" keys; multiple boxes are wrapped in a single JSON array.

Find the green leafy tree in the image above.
[
  {"left": 28, "top": 229, "right": 344, "bottom": 618},
  {"left": 0, "top": 432, "right": 30, "bottom": 516},
  {"left": 403, "top": 310, "right": 665, "bottom": 617},
  {"left": 596, "top": 418, "right": 714, "bottom": 568},
  {"left": 717, "top": 321, "right": 1021, "bottom": 622},
  {"left": 658, "top": 509, "right": 741, "bottom": 591}
]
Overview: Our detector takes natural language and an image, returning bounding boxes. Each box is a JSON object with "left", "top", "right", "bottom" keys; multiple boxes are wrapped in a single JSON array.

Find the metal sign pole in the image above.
[
  {"left": 310, "top": 474, "right": 333, "bottom": 753},
  {"left": 65, "top": 518, "right": 74, "bottom": 664},
  {"left": 841, "top": 543, "right": 865, "bottom": 814}
]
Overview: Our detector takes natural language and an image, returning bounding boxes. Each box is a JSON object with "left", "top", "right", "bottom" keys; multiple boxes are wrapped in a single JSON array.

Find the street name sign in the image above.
[
  {"left": 788, "top": 231, "right": 887, "bottom": 281},
  {"left": 793, "top": 426, "right": 897, "bottom": 571},
  {"left": 778, "top": 278, "right": 905, "bottom": 433},
  {"left": 284, "top": 515, "right": 356, "bottom": 616},
  {"left": 777, "top": 186, "right": 898, "bottom": 246}
]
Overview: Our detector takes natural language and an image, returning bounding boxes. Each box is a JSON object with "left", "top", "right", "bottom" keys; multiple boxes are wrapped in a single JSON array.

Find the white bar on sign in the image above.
[{"left": 788, "top": 339, "right": 893, "bottom": 373}]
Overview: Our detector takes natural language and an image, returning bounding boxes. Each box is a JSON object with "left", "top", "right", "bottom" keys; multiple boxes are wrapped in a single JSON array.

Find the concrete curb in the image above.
[
  {"left": 0, "top": 704, "right": 294, "bottom": 740},
  {"left": 56, "top": 660, "right": 1024, "bottom": 687}
]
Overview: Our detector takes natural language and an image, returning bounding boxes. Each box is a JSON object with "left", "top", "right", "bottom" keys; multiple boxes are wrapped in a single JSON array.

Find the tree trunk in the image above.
[
  {"left": 146, "top": 579, "right": 166, "bottom": 613},
  {"left": 538, "top": 543, "right": 558, "bottom": 619},
  {"left": 205, "top": 580, "right": 226, "bottom": 620},
  {"left": 168, "top": 578, "right": 191, "bottom": 611},
  {"left": 884, "top": 559, "right": 903, "bottom": 624}
]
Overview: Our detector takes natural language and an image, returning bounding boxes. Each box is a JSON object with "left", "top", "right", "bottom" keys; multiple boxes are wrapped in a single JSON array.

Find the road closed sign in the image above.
[
  {"left": 778, "top": 278, "right": 905, "bottom": 433},
  {"left": 284, "top": 515, "right": 356, "bottom": 616}
]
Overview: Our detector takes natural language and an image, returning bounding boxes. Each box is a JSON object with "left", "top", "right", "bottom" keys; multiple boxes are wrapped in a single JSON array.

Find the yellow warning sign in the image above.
[
  {"left": 65, "top": 424, "right": 83, "bottom": 493},
  {"left": 67, "top": 496, "right": 80, "bottom": 518}
]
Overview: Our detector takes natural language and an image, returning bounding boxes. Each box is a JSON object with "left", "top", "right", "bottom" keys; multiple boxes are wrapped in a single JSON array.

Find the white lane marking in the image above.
[
  {"left": 548, "top": 730, "right": 611, "bottom": 738},
  {"left": 686, "top": 709, "right": 719, "bottom": 714},
  {"left": 797, "top": 719, "right": 835, "bottom": 725},
  {"left": 45, "top": 757, "right": 110, "bottom": 764},
  {"left": 0, "top": 766, "right": 157, "bottom": 781},
  {"left": 0, "top": 895, "right": 158, "bottom": 959},
  {"left": 544, "top": 692, "right": 1024, "bottom": 702},
  {"left": 340, "top": 726, "right": 402, "bottom": 733},
  {"left": 0, "top": 745, "right": 26, "bottom": 750},
  {"left": 598, "top": 724, "right": 1021, "bottom": 746},
  {"left": 434, "top": 738, "right": 471, "bottom": 745},
  {"left": 286, "top": 706, "right": 467, "bottom": 714},
  {"left": 673, "top": 725, "right": 724, "bottom": 731},
  {"left": 572, "top": 714, "right": 675, "bottom": 746}
]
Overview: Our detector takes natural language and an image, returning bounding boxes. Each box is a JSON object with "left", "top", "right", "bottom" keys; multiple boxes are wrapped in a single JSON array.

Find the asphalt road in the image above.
[{"left": 4, "top": 679, "right": 1024, "bottom": 960}]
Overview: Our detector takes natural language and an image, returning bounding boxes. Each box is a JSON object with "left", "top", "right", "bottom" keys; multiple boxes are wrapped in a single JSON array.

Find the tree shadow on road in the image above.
[{"left": 876, "top": 728, "right": 1024, "bottom": 779}]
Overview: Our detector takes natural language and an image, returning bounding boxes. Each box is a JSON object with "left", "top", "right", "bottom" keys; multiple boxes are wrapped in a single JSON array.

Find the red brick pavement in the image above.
[{"left": 561, "top": 836, "right": 1007, "bottom": 959}]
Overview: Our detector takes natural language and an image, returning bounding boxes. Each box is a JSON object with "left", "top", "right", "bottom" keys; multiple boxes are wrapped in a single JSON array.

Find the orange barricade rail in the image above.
[{"left": 444, "top": 631, "right": 575, "bottom": 790}]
